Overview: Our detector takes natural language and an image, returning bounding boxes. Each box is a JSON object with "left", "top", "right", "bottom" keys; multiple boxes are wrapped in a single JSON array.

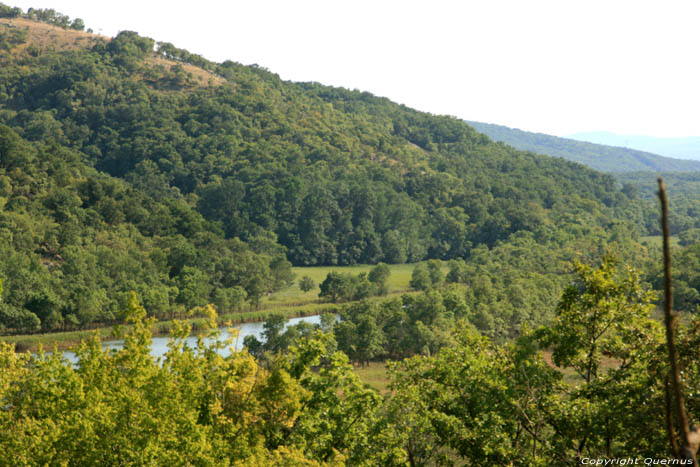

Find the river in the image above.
[{"left": 55, "top": 314, "right": 322, "bottom": 364}]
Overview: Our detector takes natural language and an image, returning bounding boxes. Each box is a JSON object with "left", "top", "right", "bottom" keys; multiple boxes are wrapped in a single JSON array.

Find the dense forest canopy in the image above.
[
  {"left": 3, "top": 259, "right": 700, "bottom": 465},
  {"left": 3, "top": 5, "right": 700, "bottom": 464},
  {"left": 0, "top": 10, "right": 657, "bottom": 335},
  {"left": 0, "top": 16, "right": 631, "bottom": 268}
]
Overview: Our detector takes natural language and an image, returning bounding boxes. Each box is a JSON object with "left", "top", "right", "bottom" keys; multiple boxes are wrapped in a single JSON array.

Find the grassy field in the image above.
[
  {"left": 354, "top": 361, "right": 391, "bottom": 394},
  {"left": 640, "top": 234, "right": 679, "bottom": 249},
  {"left": 2, "top": 263, "right": 429, "bottom": 352},
  {"left": 261, "top": 263, "right": 419, "bottom": 308},
  {"left": 0, "top": 18, "right": 225, "bottom": 86},
  {"left": 541, "top": 351, "right": 621, "bottom": 386}
]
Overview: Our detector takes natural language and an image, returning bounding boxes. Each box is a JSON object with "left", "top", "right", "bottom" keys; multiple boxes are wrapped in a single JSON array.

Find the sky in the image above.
[{"left": 7, "top": 0, "right": 700, "bottom": 138}]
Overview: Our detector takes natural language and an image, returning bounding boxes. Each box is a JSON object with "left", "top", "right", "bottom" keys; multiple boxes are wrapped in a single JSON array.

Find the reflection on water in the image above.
[{"left": 56, "top": 314, "right": 321, "bottom": 364}]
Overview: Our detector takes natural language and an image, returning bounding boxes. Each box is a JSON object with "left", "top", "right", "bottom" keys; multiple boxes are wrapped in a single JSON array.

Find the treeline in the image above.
[
  {"left": 0, "top": 19, "right": 658, "bottom": 338},
  {"left": 466, "top": 120, "right": 700, "bottom": 173},
  {"left": 618, "top": 171, "right": 700, "bottom": 238},
  {"left": 0, "top": 126, "right": 293, "bottom": 335},
  {"left": 0, "top": 3, "right": 86, "bottom": 31},
  {"left": 0, "top": 27, "right": 635, "bottom": 269},
  {"left": 317, "top": 263, "right": 390, "bottom": 302},
  {"left": 1, "top": 257, "right": 697, "bottom": 464}
]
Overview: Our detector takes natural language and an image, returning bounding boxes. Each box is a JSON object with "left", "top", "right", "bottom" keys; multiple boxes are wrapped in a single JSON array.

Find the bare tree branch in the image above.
[{"left": 658, "top": 177, "right": 697, "bottom": 464}]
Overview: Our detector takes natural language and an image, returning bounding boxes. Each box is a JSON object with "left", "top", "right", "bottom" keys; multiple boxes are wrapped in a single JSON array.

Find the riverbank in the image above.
[
  {"left": 1, "top": 262, "right": 425, "bottom": 353},
  {"left": 2, "top": 302, "right": 340, "bottom": 353},
  {"left": 1, "top": 290, "right": 421, "bottom": 353}
]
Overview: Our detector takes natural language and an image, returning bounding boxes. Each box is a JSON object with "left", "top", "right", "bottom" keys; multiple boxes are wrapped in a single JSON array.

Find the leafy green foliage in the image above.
[
  {"left": 0, "top": 4, "right": 85, "bottom": 30},
  {"left": 367, "top": 262, "right": 390, "bottom": 295},
  {"left": 0, "top": 22, "right": 649, "bottom": 337},
  {"left": 299, "top": 275, "right": 316, "bottom": 293},
  {"left": 382, "top": 327, "right": 561, "bottom": 465},
  {"left": 538, "top": 255, "right": 658, "bottom": 382},
  {"left": 331, "top": 289, "right": 469, "bottom": 363},
  {"left": 0, "top": 12, "right": 694, "bottom": 466},
  {"left": 612, "top": 173, "right": 700, "bottom": 312},
  {"left": 0, "top": 303, "right": 378, "bottom": 465},
  {"left": 318, "top": 264, "right": 392, "bottom": 303},
  {"left": 409, "top": 263, "right": 435, "bottom": 291},
  {"left": 318, "top": 271, "right": 372, "bottom": 303},
  {"left": 619, "top": 171, "right": 700, "bottom": 237},
  {"left": 374, "top": 256, "right": 681, "bottom": 463},
  {"left": 0, "top": 125, "right": 284, "bottom": 333},
  {"left": 535, "top": 256, "right": 666, "bottom": 460},
  {"left": 0, "top": 26, "right": 632, "bottom": 270},
  {"left": 2, "top": 255, "right": 697, "bottom": 464}
]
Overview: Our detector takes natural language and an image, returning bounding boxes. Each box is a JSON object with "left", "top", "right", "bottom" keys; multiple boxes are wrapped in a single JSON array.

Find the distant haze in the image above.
[
  {"left": 467, "top": 121, "right": 700, "bottom": 173},
  {"left": 568, "top": 132, "right": 700, "bottom": 161},
  {"left": 5, "top": 0, "right": 700, "bottom": 139}
]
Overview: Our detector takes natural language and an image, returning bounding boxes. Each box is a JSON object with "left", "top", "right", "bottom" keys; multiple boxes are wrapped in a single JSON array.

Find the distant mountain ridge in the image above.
[
  {"left": 568, "top": 131, "right": 700, "bottom": 161},
  {"left": 466, "top": 121, "right": 700, "bottom": 173}
]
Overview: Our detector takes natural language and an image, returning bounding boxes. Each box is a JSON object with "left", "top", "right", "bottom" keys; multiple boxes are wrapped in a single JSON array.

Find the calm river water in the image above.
[{"left": 56, "top": 314, "right": 321, "bottom": 364}]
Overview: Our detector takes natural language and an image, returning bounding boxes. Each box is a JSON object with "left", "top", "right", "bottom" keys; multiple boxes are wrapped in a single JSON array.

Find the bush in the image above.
[
  {"left": 299, "top": 275, "right": 316, "bottom": 292},
  {"left": 410, "top": 265, "right": 432, "bottom": 291}
]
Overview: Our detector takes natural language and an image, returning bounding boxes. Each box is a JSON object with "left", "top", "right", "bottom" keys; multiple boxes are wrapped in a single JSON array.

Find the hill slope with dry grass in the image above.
[{"left": 0, "top": 17, "right": 225, "bottom": 87}]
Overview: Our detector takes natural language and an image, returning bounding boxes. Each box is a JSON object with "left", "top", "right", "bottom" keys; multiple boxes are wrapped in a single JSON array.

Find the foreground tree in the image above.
[
  {"left": 0, "top": 298, "right": 379, "bottom": 465},
  {"left": 383, "top": 325, "right": 562, "bottom": 466},
  {"left": 537, "top": 255, "right": 665, "bottom": 460}
]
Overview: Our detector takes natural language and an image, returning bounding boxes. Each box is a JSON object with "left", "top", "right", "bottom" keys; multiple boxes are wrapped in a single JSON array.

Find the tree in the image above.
[
  {"left": 381, "top": 230, "right": 407, "bottom": 264},
  {"left": 213, "top": 286, "right": 247, "bottom": 312},
  {"left": 538, "top": 255, "right": 658, "bottom": 384},
  {"left": 426, "top": 259, "right": 444, "bottom": 286},
  {"left": 0, "top": 5, "right": 22, "bottom": 18},
  {"left": 410, "top": 264, "right": 431, "bottom": 291},
  {"left": 335, "top": 301, "right": 385, "bottom": 366},
  {"left": 299, "top": 275, "right": 315, "bottom": 293},
  {"left": 270, "top": 256, "right": 295, "bottom": 291},
  {"left": 383, "top": 326, "right": 561, "bottom": 465},
  {"left": 106, "top": 31, "right": 156, "bottom": 71},
  {"left": 319, "top": 272, "right": 344, "bottom": 303},
  {"left": 536, "top": 255, "right": 663, "bottom": 460},
  {"left": 0, "top": 306, "right": 41, "bottom": 334},
  {"left": 176, "top": 266, "right": 210, "bottom": 309},
  {"left": 262, "top": 313, "right": 287, "bottom": 354},
  {"left": 368, "top": 262, "right": 390, "bottom": 295},
  {"left": 446, "top": 259, "right": 468, "bottom": 283},
  {"left": 70, "top": 18, "right": 85, "bottom": 31}
]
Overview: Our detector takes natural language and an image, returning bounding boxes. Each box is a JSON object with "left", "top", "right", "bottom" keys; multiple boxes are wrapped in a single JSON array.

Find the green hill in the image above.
[
  {"left": 0, "top": 11, "right": 643, "bottom": 335},
  {"left": 569, "top": 131, "right": 700, "bottom": 160},
  {"left": 466, "top": 120, "right": 700, "bottom": 172},
  {"left": 2, "top": 7, "right": 700, "bottom": 466}
]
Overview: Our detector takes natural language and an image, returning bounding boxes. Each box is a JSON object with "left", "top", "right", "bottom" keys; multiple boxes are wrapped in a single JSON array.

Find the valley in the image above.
[{"left": 1, "top": 4, "right": 700, "bottom": 464}]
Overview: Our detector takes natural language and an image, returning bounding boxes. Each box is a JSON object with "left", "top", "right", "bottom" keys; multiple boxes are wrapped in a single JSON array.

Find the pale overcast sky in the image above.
[{"left": 7, "top": 0, "right": 700, "bottom": 137}]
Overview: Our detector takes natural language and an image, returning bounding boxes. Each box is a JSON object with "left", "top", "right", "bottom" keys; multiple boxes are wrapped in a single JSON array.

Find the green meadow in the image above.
[
  {"left": 354, "top": 361, "right": 391, "bottom": 394},
  {"left": 2, "top": 263, "right": 429, "bottom": 352},
  {"left": 261, "top": 263, "right": 419, "bottom": 308}
]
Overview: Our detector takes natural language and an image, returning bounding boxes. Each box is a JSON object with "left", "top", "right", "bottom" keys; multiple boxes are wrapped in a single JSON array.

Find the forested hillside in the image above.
[
  {"left": 0, "top": 12, "right": 651, "bottom": 334},
  {"left": 3, "top": 5, "right": 700, "bottom": 465},
  {"left": 467, "top": 120, "right": 700, "bottom": 172},
  {"left": 0, "top": 15, "right": 629, "bottom": 268},
  {"left": 569, "top": 131, "right": 700, "bottom": 160}
]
